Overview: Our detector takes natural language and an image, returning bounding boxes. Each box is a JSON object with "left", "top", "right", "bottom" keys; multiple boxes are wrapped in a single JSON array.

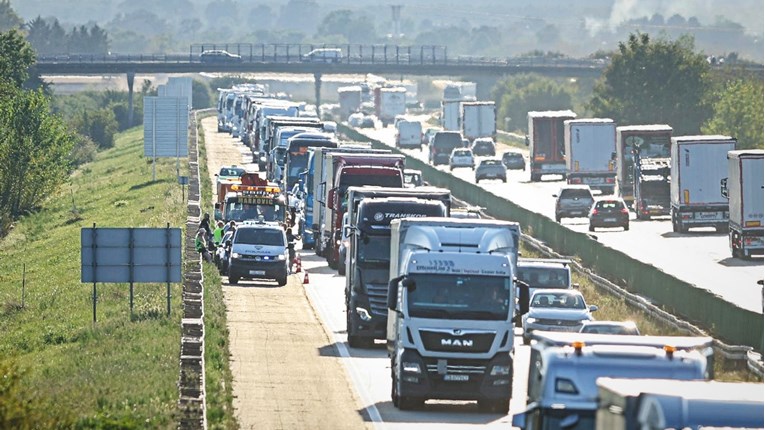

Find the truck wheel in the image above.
[
  {"left": 348, "top": 334, "right": 373, "bottom": 348},
  {"left": 479, "top": 398, "right": 510, "bottom": 414}
]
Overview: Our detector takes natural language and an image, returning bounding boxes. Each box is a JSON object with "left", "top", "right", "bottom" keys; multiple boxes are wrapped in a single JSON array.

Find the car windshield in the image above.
[
  {"left": 504, "top": 153, "right": 522, "bottom": 159},
  {"left": 560, "top": 189, "right": 592, "bottom": 199},
  {"left": 581, "top": 324, "right": 638, "bottom": 335},
  {"left": 517, "top": 267, "right": 569, "bottom": 288},
  {"left": 454, "top": 150, "right": 470, "bottom": 156},
  {"left": 220, "top": 167, "right": 245, "bottom": 177},
  {"left": 481, "top": 160, "right": 502, "bottom": 166},
  {"left": 235, "top": 229, "right": 285, "bottom": 246},
  {"left": 531, "top": 292, "right": 585, "bottom": 309},
  {"left": 407, "top": 274, "right": 510, "bottom": 320},
  {"left": 595, "top": 201, "right": 623, "bottom": 210}
]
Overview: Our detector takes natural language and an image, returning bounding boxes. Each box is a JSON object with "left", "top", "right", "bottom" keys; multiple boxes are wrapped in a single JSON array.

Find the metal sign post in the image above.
[
  {"left": 91, "top": 223, "right": 97, "bottom": 323},
  {"left": 178, "top": 176, "right": 189, "bottom": 202},
  {"left": 152, "top": 97, "right": 157, "bottom": 182}
]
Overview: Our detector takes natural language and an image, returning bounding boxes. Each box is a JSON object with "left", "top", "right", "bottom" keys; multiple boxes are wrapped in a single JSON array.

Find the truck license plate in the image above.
[
  {"left": 444, "top": 374, "right": 469, "bottom": 382},
  {"left": 249, "top": 270, "right": 266, "bottom": 276}
]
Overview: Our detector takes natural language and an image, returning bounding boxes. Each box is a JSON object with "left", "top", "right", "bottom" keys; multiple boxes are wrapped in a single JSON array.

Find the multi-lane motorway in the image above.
[{"left": 353, "top": 121, "right": 764, "bottom": 315}]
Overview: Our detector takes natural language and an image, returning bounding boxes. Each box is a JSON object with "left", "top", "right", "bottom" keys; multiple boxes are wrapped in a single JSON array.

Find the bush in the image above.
[
  {"left": 73, "top": 108, "right": 119, "bottom": 149},
  {"left": 69, "top": 134, "right": 98, "bottom": 167}
]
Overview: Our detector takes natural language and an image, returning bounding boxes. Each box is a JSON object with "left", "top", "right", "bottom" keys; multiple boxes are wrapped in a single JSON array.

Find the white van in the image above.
[{"left": 302, "top": 48, "right": 342, "bottom": 64}]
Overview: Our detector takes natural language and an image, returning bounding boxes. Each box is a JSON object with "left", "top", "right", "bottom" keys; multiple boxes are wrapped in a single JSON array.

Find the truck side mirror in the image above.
[
  {"left": 720, "top": 178, "right": 729, "bottom": 199},
  {"left": 343, "top": 225, "right": 352, "bottom": 237},
  {"left": 387, "top": 277, "right": 402, "bottom": 310},
  {"left": 516, "top": 280, "right": 530, "bottom": 315}
]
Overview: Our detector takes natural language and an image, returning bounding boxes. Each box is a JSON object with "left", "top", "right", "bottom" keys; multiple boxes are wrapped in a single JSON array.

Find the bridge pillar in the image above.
[
  {"left": 313, "top": 72, "right": 322, "bottom": 115},
  {"left": 127, "top": 71, "right": 135, "bottom": 127}
]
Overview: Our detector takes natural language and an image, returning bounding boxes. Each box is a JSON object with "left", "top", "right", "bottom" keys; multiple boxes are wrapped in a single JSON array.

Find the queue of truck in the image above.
[{"left": 210, "top": 87, "right": 763, "bottom": 426}]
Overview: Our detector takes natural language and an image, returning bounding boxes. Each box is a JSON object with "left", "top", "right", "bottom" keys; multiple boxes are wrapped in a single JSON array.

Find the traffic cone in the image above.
[
  {"left": 303, "top": 271, "right": 309, "bottom": 284},
  {"left": 295, "top": 255, "right": 302, "bottom": 273}
]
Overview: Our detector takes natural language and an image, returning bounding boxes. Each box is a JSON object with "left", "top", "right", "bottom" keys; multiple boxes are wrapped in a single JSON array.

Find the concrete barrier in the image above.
[{"left": 340, "top": 124, "right": 764, "bottom": 352}]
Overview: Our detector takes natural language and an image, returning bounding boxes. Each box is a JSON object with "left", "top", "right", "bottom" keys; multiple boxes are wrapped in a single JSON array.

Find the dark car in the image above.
[
  {"left": 475, "top": 158, "right": 507, "bottom": 183},
  {"left": 554, "top": 185, "right": 595, "bottom": 223},
  {"left": 502, "top": 151, "right": 526, "bottom": 171},
  {"left": 200, "top": 50, "right": 243, "bottom": 63},
  {"left": 471, "top": 138, "right": 496, "bottom": 156},
  {"left": 589, "top": 198, "right": 630, "bottom": 231}
]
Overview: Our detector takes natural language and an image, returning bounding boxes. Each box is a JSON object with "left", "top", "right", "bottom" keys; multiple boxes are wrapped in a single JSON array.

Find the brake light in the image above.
[
  {"left": 606, "top": 177, "right": 615, "bottom": 183},
  {"left": 569, "top": 177, "right": 582, "bottom": 184},
  {"left": 621, "top": 208, "right": 629, "bottom": 214},
  {"left": 591, "top": 209, "right": 598, "bottom": 215}
]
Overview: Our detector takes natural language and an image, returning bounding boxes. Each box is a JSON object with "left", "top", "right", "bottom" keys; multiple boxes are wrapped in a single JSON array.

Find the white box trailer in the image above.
[
  {"left": 461, "top": 101, "right": 496, "bottom": 142},
  {"left": 564, "top": 118, "right": 617, "bottom": 193},
  {"left": 441, "top": 100, "right": 461, "bottom": 131},
  {"left": 725, "top": 150, "right": 764, "bottom": 258},
  {"left": 338, "top": 86, "right": 362, "bottom": 118},
  {"left": 670, "top": 135, "right": 736, "bottom": 233}
]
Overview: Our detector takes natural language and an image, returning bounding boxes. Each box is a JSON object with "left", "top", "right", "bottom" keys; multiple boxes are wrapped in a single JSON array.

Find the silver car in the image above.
[
  {"left": 475, "top": 158, "right": 507, "bottom": 183},
  {"left": 522, "top": 289, "right": 598, "bottom": 344}
]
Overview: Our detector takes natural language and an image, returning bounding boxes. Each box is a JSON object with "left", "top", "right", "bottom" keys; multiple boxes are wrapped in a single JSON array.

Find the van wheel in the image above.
[
  {"left": 229, "top": 276, "right": 239, "bottom": 285},
  {"left": 276, "top": 275, "right": 287, "bottom": 286}
]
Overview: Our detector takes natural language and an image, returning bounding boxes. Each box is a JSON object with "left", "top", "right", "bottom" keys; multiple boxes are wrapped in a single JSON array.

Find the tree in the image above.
[
  {"left": 492, "top": 74, "right": 574, "bottom": 132},
  {"left": 588, "top": 32, "right": 712, "bottom": 134},
  {"left": 72, "top": 108, "right": 119, "bottom": 149},
  {"left": 0, "top": 29, "right": 35, "bottom": 87},
  {"left": 192, "top": 79, "right": 212, "bottom": 110},
  {"left": 0, "top": 82, "right": 75, "bottom": 222},
  {"left": 703, "top": 79, "right": 764, "bottom": 149},
  {"left": 0, "top": 0, "right": 21, "bottom": 32}
]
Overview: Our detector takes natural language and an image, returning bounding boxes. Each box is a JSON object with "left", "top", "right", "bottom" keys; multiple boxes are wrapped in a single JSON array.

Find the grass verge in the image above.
[{"left": 0, "top": 127, "right": 187, "bottom": 428}]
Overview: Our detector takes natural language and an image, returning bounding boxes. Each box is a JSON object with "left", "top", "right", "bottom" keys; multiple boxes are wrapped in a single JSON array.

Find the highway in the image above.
[
  {"left": 352, "top": 121, "right": 764, "bottom": 315},
  {"left": 203, "top": 118, "right": 531, "bottom": 428}
]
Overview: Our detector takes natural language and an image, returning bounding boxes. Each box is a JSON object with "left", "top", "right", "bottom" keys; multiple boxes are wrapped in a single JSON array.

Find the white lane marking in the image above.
[{"left": 303, "top": 274, "right": 386, "bottom": 429}]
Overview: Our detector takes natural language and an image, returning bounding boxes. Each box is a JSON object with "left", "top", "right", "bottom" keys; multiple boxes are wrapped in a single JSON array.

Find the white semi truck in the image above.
[
  {"left": 670, "top": 135, "right": 736, "bottom": 233},
  {"left": 723, "top": 150, "right": 764, "bottom": 259},
  {"left": 564, "top": 118, "right": 617, "bottom": 194},
  {"left": 386, "top": 218, "right": 520, "bottom": 413},
  {"left": 461, "top": 101, "right": 496, "bottom": 143}
]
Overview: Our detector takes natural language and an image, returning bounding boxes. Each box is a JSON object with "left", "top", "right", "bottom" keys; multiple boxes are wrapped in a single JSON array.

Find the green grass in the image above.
[
  {"left": 519, "top": 242, "right": 762, "bottom": 383},
  {"left": 0, "top": 127, "right": 189, "bottom": 427}
]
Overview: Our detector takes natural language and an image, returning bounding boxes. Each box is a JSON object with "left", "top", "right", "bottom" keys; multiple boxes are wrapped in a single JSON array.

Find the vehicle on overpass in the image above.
[{"left": 200, "top": 49, "right": 242, "bottom": 63}]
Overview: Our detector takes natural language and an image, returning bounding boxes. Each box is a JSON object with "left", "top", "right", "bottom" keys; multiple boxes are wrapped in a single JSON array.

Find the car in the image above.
[
  {"left": 521, "top": 289, "right": 598, "bottom": 345},
  {"left": 216, "top": 165, "right": 245, "bottom": 183},
  {"left": 579, "top": 320, "right": 640, "bottom": 335},
  {"left": 449, "top": 148, "right": 475, "bottom": 170},
  {"left": 553, "top": 185, "right": 595, "bottom": 223},
  {"left": 200, "top": 49, "right": 243, "bottom": 63},
  {"left": 589, "top": 198, "right": 630, "bottom": 231},
  {"left": 470, "top": 137, "right": 496, "bottom": 156},
  {"left": 227, "top": 221, "right": 289, "bottom": 286},
  {"left": 359, "top": 115, "right": 375, "bottom": 128},
  {"left": 475, "top": 158, "right": 507, "bottom": 183},
  {"left": 501, "top": 151, "right": 526, "bottom": 171},
  {"left": 302, "top": 48, "right": 342, "bottom": 63},
  {"left": 403, "top": 169, "right": 424, "bottom": 188}
]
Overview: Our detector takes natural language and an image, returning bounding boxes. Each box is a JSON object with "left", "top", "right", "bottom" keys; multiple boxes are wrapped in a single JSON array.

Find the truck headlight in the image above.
[
  {"left": 231, "top": 252, "right": 240, "bottom": 259},
  {"left": 355, "top": 307, "right": 372, "bottom": 322},
  {"left": 491, "top": 365, "right": 510, "bottom": 376},
  {"left": 402, "top": 362, "right": 421, "bottom": 374}
]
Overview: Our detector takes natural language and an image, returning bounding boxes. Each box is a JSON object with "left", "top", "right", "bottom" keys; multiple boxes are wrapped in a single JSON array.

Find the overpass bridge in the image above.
[{"left": 35, "top": 43, "right": 762, "bottom": 117}]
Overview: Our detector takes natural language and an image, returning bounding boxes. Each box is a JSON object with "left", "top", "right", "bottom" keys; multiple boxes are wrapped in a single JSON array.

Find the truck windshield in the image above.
[
  {"left": 287, "top": 153, "right": 310, "bottom": 184},
  {"left": 407, "top": 274, "right": 510, "bottom": 320},
  {"left": 357, "top": 235, "right": 390, "bottom": 265}
]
